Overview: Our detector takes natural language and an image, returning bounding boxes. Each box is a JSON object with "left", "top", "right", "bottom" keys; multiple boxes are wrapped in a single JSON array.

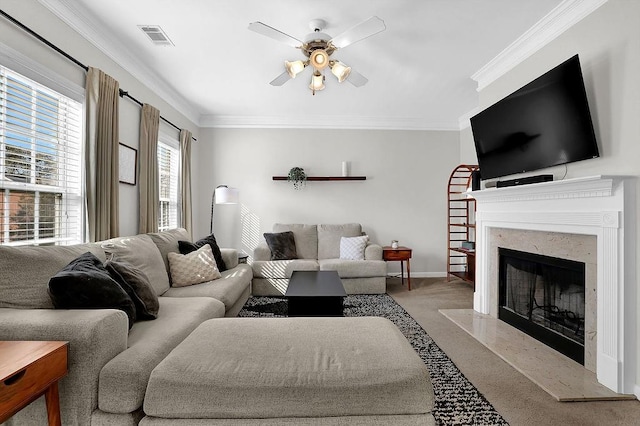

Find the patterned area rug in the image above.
[{"left": 239, "top": 294, "right": 509, "bottom": 426}]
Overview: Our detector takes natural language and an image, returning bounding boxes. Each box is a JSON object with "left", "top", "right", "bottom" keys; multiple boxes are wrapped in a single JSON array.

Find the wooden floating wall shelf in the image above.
[{"left": 272, "top": 176, "right": 366, "bottom": 181}]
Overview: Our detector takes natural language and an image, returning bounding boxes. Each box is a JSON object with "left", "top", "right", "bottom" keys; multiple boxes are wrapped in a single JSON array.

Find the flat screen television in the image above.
[{"left": 470, "top": 54, "right": 599, "bottom": 180}]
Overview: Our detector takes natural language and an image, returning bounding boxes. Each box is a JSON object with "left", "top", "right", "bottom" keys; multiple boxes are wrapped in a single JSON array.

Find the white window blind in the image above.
[
  {"left": 0, "top": 66, "right": 83, "bottom": 246},
  {"left": 158, "top": 135, "right": 179, "bottom": 232}
]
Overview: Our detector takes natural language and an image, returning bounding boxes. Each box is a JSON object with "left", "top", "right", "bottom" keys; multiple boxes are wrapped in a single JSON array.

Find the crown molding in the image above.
[
  {"left": 37, "top": 0, "right": 200, "bottom": 125},
  {"left": 199, "top": 114, "right": 460, "bottom": 131},
  {"left": 457, "top": 107, "right": 482, "bottom": 130},
  {"left": 471, "top": 0, "right": 608, "bottom": 92}
]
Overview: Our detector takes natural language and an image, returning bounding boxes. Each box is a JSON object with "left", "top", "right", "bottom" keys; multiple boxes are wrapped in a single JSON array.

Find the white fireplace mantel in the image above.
[{"left": 470, "top": 175, "right": 636, "bottom": 394}]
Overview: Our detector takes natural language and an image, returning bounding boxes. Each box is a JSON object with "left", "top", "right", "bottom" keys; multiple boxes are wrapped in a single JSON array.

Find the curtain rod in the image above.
[{"left": 0, "top": 9, "right": 196, "bottom": 141}]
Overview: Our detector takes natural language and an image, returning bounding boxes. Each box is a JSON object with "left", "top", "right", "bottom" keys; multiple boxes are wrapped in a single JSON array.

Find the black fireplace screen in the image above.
[{"left": 499, "top": 248, "right": 585, "bottom": 364}]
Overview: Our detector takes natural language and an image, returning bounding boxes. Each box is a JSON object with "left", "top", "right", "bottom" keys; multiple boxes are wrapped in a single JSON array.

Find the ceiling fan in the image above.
[{"left": 248, "top": 16, "right": 386, "bottom": 95}]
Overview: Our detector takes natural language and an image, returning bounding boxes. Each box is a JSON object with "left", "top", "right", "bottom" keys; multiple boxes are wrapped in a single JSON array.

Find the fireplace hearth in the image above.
[{"left": 499, "top": 248, "right": 585, "bottom": 364}]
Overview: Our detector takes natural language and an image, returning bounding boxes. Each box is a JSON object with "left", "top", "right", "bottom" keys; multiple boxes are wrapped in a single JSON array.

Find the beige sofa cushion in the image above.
[
  {"left": 252, "top": 259, "right": 319, "bottom": 279},
  {"left": 319, "top": 259, "right": 387, "bottom": 278},
  {"left": 102, "top": 234, "right": 170, "bottom": 296},
  {"left": 273, "top": 223, "right": 318, "bottom": 259},
  {"left": 147, "top": 228, "right": 191, "bottom": 276},
  {"left": 163, "top": 264, "right": 252, "bottom": 312},
  {"left": 317, "top": 223, "right": 362, "bottom": 260},
  {"left": 98, "top": 296, "right": 225, "bottom": 414},
  {"left": 0, "top": 243, "right": 105, "bottom": 309},
  {"left": 144, "top": 317, "right": 434, "bottom": 419}
]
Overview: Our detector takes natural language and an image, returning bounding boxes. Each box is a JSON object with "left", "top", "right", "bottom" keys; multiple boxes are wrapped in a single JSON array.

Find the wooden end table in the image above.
[
  {"left": 0, "top": 341, "right": 69, "bottom": 426},
  {"left": 383, "top": 246, "right": 413, "bottom": 290}
]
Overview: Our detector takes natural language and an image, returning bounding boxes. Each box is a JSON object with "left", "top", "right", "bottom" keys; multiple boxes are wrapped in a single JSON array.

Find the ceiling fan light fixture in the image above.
[
  {"left": 310, "top": 49, "right": 329, "bottom": 70},
  {"left": 309, "top": 71, "right": 325, "bottom": 94},
  {"left": 330, "top": 61, "right": 351, "bottom": 83},
  {"left": 285, "top": 60, "right": 306, "bottom": 78}
]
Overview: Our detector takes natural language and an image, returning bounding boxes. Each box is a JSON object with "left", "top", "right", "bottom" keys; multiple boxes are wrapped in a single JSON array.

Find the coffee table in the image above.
[{"left": 285, "top": 270, "right": 347, "bottom": 316}]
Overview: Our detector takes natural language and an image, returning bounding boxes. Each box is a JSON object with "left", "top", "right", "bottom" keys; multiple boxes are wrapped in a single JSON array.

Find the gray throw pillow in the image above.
[
  {"left": 263, "top": 231, "right": 298, "bottom": 260},
  {"left": 105, "top": 258, "right": 159, "bottom": 320},
  {"left": 48, "top": 252, "right": 136, "bottom": 329}
]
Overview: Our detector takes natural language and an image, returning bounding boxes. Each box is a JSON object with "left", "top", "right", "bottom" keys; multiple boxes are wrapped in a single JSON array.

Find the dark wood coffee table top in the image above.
[{"left": 285, "top": 271, "right": 347, "bottom": 297}]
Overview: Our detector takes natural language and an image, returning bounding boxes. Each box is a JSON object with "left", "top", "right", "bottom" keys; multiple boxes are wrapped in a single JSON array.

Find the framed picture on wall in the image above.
[{"left": 119, "top": 143, "right": 137, "bottom": 185}]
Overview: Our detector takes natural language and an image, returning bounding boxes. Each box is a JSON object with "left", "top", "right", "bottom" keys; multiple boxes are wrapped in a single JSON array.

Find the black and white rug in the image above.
[{"left": 239, "top": 294, "right": 509, "bottom": 426}]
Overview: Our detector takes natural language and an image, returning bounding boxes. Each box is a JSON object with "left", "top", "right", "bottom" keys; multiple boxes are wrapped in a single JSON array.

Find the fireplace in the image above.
[
  {"left": 470, "top": 176, "right": 636, "bottom": 394},
  {"left": 498, "top": 248, "right": 585, "bottom": 364}
]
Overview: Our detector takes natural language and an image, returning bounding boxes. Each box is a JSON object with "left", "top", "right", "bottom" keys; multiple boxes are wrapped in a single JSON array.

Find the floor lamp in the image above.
[{"left": 210, "top": 185, "right": 239, "bottom": 234}]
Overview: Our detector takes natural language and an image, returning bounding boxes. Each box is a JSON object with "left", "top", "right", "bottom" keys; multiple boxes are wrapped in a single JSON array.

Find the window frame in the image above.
[
  {"left": 157, "top": 131, "right": 180, "bottom": 232},
  {"left": 0, "top": 46, "right": 85, "bottom": 246}
]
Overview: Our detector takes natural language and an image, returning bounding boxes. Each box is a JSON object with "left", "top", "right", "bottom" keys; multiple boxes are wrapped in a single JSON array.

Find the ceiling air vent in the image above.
[{"left": 138, "top": 25, "right": 174, "bottom": 46}]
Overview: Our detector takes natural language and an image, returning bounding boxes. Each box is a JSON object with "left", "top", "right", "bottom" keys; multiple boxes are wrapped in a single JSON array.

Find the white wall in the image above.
[
  {"left": 458, "top": 126, "right": 477, "bottom": 166},
  {"left": 1, "top": 0, "right": 199, "bottom": 237},
  {"left": 192, "top": 128, "right": 460, "bottom": 275},
  {"left": 466, "top": 0, "right": 640, "bottom": 391}
]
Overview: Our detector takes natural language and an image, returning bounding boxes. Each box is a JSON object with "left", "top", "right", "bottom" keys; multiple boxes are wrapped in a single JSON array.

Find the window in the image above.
[
  {"left": 157, "top": 134, "right": 179, "bottom": 232},
  {"left": 0, "top": 66, "right": 83, "bottom": 246}
]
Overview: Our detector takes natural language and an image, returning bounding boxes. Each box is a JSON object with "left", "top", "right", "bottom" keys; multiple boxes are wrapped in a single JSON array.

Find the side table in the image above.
[
  {"left": 383, "top": 246, "right": 413, "bottom": 291},
  {"left": 0, "top": 341, "right": 69, "bottom": 426}
]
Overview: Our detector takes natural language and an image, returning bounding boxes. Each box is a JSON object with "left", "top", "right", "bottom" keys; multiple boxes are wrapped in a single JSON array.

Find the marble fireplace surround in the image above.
[
  {"left": 471, "top": 176, "right": 636, "bottom": 394},
  {"left": 488, "top": 228, "right": 597, "bottom": 372}
]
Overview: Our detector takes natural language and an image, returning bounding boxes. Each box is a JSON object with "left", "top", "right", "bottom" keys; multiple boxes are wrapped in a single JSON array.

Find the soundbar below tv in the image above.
[{"left": 470, "top": 55, "right": 599, "bottom": 180}]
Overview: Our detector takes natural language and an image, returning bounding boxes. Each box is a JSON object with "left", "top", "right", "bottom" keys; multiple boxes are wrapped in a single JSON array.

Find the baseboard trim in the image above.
[{"left": 634, "top": 384, "right": 640, "bottom": 400}]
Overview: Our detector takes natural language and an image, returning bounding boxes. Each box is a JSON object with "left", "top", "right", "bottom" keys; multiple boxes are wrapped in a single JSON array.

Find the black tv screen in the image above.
[{"left": 470, "top": 55, "right": 599, "bottom": 180}]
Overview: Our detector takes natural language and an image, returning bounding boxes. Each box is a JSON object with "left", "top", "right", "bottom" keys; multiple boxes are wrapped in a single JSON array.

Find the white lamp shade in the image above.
[
  {"left": 285, "top": 60, "right": 305, "bottom": 78},
  {"left": 331, "top": 61, "right": 351, "bottom": 83},
  {"left": 214, "top": 186, "right": 239, "bottom": 204}
]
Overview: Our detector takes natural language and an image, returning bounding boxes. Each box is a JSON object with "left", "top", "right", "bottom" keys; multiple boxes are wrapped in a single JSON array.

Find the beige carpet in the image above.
[{"left": 387, "top": 277, "right": 640, "bottom": 426}]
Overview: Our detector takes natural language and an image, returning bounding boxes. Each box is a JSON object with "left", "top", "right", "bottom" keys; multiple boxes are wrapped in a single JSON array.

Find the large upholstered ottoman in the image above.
[{"left": 140, "top": 317, "right": 435, "bottom": 425}]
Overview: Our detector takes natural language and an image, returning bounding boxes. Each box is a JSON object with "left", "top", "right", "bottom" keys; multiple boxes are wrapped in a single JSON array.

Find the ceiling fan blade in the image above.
[
  {"left": 330, "top": 16, "right": 386, "bottom": 49},
  {"left": 269, "top": 71, "right": 292, "bottom": 86},
  {"left": 248, "top": 22, "right": 303, "bottom": 48},
  {"left": 346, "top": 69, "right": 368, "bottom": 87}
]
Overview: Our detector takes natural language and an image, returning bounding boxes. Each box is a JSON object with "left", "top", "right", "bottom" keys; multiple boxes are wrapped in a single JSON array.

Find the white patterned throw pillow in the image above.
[
  {"left": 339, "top": 235, "right": 369, "bottom": 260},
  {"left": 167, "top": 244, "right": 221, "bottom": 287}
]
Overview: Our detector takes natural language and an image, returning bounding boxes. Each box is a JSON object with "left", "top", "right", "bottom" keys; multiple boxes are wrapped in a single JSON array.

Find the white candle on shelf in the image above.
[{"left": 342, "top": 161, "right": 349, "bottom": 176}]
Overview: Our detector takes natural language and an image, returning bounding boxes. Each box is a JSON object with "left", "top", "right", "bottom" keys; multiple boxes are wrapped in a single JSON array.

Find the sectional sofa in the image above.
[
  {"left": 0, "top": 228, "right": 252, "bottom": 426},
  {"left": 0, "top": 226, "right": 436, "bottom": 425}
]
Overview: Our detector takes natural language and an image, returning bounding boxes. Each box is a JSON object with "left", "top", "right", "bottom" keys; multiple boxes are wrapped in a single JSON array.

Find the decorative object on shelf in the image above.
[
  {"left": 391, "top": 240, "right": 399, "bottom": 249},
  {"left": 118, "top": 143, "right": 137, "bottom": 185},
  {"left": 342, "top": 161, "right": 349, "bottom": 177},
  {"left": 248, "top": 16, "right": 386, "bottom": 94},
  {"left": 210, "top": 185, "right": 239, "bottom": 233},
  {"left": 287, "top": 167, "right": 307, "bottom": 190}
]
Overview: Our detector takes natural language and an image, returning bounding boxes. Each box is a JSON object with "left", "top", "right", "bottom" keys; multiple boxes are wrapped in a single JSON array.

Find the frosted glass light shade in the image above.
[
  {"left": 330, "top": 61, "right": 351, "bottom": 83},
  {"left": 285, "top": 60, "right": 305, "bottom": 78},
  {"left": 310, "top": 50, "right": 329, "bottom": 70},
  {"left": 214, "top": 186, "right": 239, "bottom": 204},
  {"left": 309, "top": 72, "right": 325, "bottom": 92}
]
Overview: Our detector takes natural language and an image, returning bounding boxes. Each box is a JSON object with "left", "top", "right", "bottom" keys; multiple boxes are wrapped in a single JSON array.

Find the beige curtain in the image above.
[
  {"left": 180, "top": 129, "right": 193, "bottom": 238},
  {"left": 138, "top": 104, "right": 160, "bottom": 233},
  {"left": 85, "top": 67, "right": 119, "bottom": 242}
]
